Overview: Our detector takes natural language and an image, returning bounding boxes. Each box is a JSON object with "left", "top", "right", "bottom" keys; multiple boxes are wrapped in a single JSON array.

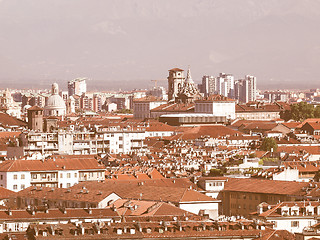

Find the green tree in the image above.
[
  {"left": 281, "top": 102, "right": 315, "bottom": 121},
  {"left": 314, "top": 106, "right": 320, "bottom": 118},
  {"left": 260, "top": 137, "right": 278, "bottom": 152}
]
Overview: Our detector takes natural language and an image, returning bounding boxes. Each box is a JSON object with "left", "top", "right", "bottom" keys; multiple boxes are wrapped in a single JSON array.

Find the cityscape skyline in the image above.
[
  {"left": 1, "top": 1, "right": 320, "bottom": 237},
  {"left": 0, "top": 0, "right": 319, "bottom": 90}
]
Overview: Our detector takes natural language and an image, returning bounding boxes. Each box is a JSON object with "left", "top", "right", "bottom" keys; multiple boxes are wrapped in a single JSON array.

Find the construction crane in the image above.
[{"left": 150, "top": 79, "right": 166, "bottom": 88}]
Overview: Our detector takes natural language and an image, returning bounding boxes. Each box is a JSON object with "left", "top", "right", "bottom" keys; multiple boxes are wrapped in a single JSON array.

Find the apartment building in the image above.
[
  {"left": 0, "top": 158, "right": 105, "bottom": 191},
  {"left": 133, "top": 97, "right": 167, "bottom": 119},
  {"left": 9, "top": 124, "right": 149, "bottom": 157},
  {"left": 198, "top": 177, "right": 311, "bottom": 217}
]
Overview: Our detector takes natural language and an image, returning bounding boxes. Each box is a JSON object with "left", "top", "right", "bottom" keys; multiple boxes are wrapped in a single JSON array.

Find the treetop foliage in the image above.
[{"left": 281, "top": 102, "right": 320, "bottom": 121}]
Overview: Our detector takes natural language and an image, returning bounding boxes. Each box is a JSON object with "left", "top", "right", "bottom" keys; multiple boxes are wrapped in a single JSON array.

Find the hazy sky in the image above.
[{"left": 0, "top": 0, "right": 319, "bottom": 90}]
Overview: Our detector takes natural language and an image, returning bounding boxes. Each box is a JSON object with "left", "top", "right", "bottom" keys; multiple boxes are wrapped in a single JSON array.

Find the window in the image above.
[
  {"left": 74, "top": 173, "right": 77, "bottom": 178},
  {"left": 13, "top": 174, "right": 17, "bottom": 180},
  {"left": 13, "top": 185, "right": 17, "bottom": 190},
  {"left": 291, "top": 221, "right": 299, "bottom": 227},
  {"left": 60, "top": 173, "right": 63, "bottom": 178},
  {"left": 32, "top": 174, "right": 37, "bottom": 179},
  {"left": 67, "top": 173, "right": 71, "bottom": 178},
  {"left": 21, "top": 184, "right": 25, "bottom": 189},
  {"left": 0, "top": 175, "right": 3, "bottom": 180},
  {"left": 21, "top": 174, "right": 25, "bottom": 179}
]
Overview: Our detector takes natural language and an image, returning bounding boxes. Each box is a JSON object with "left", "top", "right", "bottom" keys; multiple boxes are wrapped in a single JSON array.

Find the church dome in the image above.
[
  {"left": 46, "top": 95, "right": 66, "bottom": 109},
  {"left": 44, "top": 83, "right": 66, "bottom": 116}
]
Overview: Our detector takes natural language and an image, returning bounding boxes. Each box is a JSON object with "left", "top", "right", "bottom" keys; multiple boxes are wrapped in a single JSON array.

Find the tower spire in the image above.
[{"left": 185, "top": 66, "right": 193, "bottom": 83}]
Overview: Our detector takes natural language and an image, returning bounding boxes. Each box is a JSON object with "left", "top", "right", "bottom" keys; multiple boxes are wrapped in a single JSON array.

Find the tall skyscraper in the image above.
[
  {"left": 200, "top": 75, "right": 217, "bottom": 96},
  {"left": 235, "top": 75, "right": 257, "bottom": 103},
  {"left": 246, "top": 75, "right": 257, "bottom": 102},
  {"left": 216, "top": 73, "right": 234, "bottom": 98},
  {"left": 68, "top": 78, "right": 87, "bottom": 97}
]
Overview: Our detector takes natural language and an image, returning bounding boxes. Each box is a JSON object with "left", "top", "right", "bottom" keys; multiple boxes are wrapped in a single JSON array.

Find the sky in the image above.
[{"left": 0, "top": 0, "right": 319, "bottom": 90}]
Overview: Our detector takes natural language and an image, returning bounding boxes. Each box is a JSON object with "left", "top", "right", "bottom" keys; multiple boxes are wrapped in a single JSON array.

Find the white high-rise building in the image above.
[
  {"left": 235, "top": 75, "right": 257, "bottom": 103},
  {"left": 216, "top": 73, "right": 234, "bottom": 98},
  {"left": 68, "top": 78, "right": 87, "bottom": 96},
  {"left": 246, "top": 75, "right": 257, "bottom": 102}
]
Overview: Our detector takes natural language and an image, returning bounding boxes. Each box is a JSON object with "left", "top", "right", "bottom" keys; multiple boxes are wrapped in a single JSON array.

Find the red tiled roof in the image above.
[
  {"left": 27, "top": 105, "right": 43, "bottom": 111},
  {"left": 0, "top": 113, "right": 27, "bottom": 127},
  {"left": 151, "top": 103, "right": 195, "bottom": 113},
  {"left": 196, "top": 94, "right": 235, "bottom": 102},
  {"left": 236, "top": 102, "right": 290, "bottom": 113},
  {"left": 133, "top": 96, "right": 165, "bottom": 102},
  {"left": 168, "top": 125, "right": 242, "bottom": 140},
  {"left": 223, "top": 178, "right": 309, "bottom": 196},
  {"left": 73, "top": 180, "right": 209, "bottom": 204},
  {"left": 0, "top": 207, "right": 119, "bottom": 221},
  {"left": 281, "top": 122, "right": 301, "bottom": 129},
  {"left": 304, "top": 122, "right": 320, "bottom": 130},
  {"left": 277, "top": 146, "right": 320, "bottom": 155},
  {"left": 0, "top": 187, "right": 15, "bottom": 199},
  {"left": 298, "top": 118, "right": 320, "bottom": 128},
  {"left": 241, "top": 122, "right": 278, "bottom": 131},
  {"left": 0, "top": 158, "right": 105, "bottom": 172},
  {"left": 0, "top": 131, "right": 21, "bottom": 139},
  {"left": 146, "top": 122, "right": 176, "bottom": 132}
]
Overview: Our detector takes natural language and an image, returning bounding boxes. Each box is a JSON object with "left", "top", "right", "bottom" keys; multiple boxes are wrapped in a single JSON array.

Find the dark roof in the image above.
[
  {"left": 27, "top": 105, "right": 43, "bottom": 111},
  {"left": 169, "top": 68, "right": 184, "bottom": 72}
]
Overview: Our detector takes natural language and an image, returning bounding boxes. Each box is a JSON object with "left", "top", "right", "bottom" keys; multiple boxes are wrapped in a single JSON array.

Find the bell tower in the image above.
[
  {"left": 167, "top": 68, "right": 184, "bottom": 102},
  {"left": 27, "top": 106, "right": 43, "bottom": 132}
]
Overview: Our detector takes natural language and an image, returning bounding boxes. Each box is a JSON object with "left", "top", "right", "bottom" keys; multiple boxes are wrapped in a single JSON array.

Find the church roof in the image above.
[{"left": 169, "top": 68, "right": 184, "bottom": 72}]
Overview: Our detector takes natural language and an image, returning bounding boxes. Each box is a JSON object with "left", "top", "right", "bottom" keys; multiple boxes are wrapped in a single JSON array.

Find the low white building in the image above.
[
  {"left": 0, "top": 158, "right": 105, "bottom": 192},
  {"left": 252, "top": 201, "right": 320, "bottom": 234},
  {"left": 273, "top": 168, "right": 299, "bottom": 181},
  {"left": 197, "top": 177, "right": 227, "bottom": 198},
  {"left": 195, "top": 95, "right": 236, "bottom": 119}
]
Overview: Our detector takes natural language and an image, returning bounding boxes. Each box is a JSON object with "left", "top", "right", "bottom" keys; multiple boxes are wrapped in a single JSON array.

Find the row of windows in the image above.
[
  {"left": 231, "top": 203, "right": 254, "bottom": 210},
  {"left": 230, "top": 193, "right": 259, "bottom": 200},
  {"left": 208, "top": 182, "right": 223, "bottom": 187},
  {"left": 13, "top": 184, "right": 25, "bottom": 190},
  {"left": 31, "top": 173, "right": 77, "bottom": 179},
  {"left": 13, "top": 174, "right": 25, "bottom": 180}
]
